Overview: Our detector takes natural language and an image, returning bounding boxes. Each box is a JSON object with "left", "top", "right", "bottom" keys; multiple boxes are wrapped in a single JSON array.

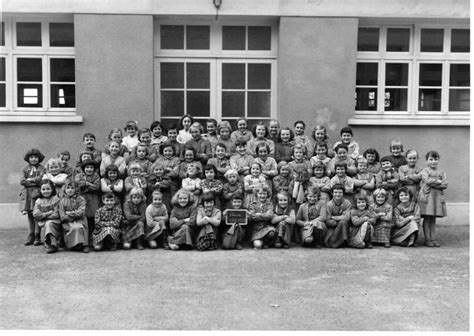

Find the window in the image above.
[
  {"left": 354, "top": 24, "right": 469, "bottom": 124},
  {"left": 0, "top": 16, "right": 80, "bottom": 122},
  {"left": 154, "top": 20, "right": 278, "bottom": 127}
]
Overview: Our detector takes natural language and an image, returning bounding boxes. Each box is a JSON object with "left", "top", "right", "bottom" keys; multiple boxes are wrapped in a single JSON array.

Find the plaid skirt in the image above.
[
  {"left": 196, "top": 231, "right": 218, "bottom": 251},
  {"left": 372, "top": 221, "right": 392, "bottom": 243},
  {"left": 122, "top": 220, "right": 145, "bottom": 243},
  {"left": 92, "top": 226, "right": 121, "bottom": 245}
]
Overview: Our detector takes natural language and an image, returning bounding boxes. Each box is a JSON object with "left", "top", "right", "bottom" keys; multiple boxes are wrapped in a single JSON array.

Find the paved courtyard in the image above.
[{"left": 0, "top": 225, "right": 469, "bottom": 331}]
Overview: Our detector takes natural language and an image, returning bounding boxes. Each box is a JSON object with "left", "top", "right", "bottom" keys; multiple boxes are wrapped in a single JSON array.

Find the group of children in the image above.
[{"left": 19, "top": 115, "right": 448, "bottom": 254}]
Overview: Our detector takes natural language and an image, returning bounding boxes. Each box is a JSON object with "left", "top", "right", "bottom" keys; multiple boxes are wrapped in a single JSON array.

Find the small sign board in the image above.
[{"left": 225, "top": 209, "right": 248, "bottom": 225}]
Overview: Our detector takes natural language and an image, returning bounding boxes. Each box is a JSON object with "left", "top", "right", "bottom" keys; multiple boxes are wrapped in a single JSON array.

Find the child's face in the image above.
[
  {"left": 190, "top": 127, "right": 201, "bottom": 140},
  {"left": 250, "top": 164, "right": 261, "bottom": 176},
  {"left": 294, "top": 148, "right": 304, "bottom": 161},
  {"left": 231, "top": 198, "right": 243, "bottom": 209},
  {"left": 356, "top": 199, "right": 367, "bottom": 210},
  {"left": 375, "top": 194, "right": 386, "bottom": 205},
  {"left": 294, "top": 123, "right": 304, "bottom": 135},
  {"left": 84, "top": 165, "right": 95, "bottom": 175},
  {"left": 381, "top": 160, "right": 392, "bottom": 171},
  {"left": 427, "top": 155, "right": 439, "bottom": 169},
  {"left": 336, "top": 148, "right": 348, "bottom": 161},
  {"left": 366, "top": 153, "right": 375, "bottom": 163},
  {"left": 357, "top": 162, "right": 368, "bottom": 173},
  {"left": 237, "top": 120, "right": 247, "bottom": 131},
  {"left": 335, "top": 166, "right": 346, "bottom": 177},
  {"left": 203, "top": 199, "right": 214, "bottom": 209},
  {"left": 130, "top": 168, "right": 141, "bottom": 177},
  {"left": 40, "top": 183, "right": 53, "bottom": 198},
  {"left": 314, "top": 129, "right": 325, "bottom": 142},
  {"left": 257, "top": 190, "right": 268, "bottom": 202},
  {"left": 227, "top": 173, "right": 238, "bottom": 184},
  {"left": 391, "top": 145, "right": 402, "bottom": 157},
  {"left": 163, "top": 146, "right": 173, "bottom": 158},
  {"left": 237, "top": 144, "right": 247, "bottom": 155},
  {"left": 64, "top": 184, "right": 76, "bottom": 197},
  {"left": 153, "top": 166, "right": 164, "bottom": 176},
  {"left": 316, "top": 145, "right": 327, "bottom": 158},
  {"left": 136, "top": 146, "right": 147, "bottom": 159},
  {"left": 332, "top": 189, "right": 344, "bottom": 201},
  {"left": 84, "top": 136, "right": 95, "bottom": 148},
  {"left": 280, "top": 166, "right": 290, "bottom": 177},
  {"left": 398, "top": 191, "right": 410, "bottom": 203},
  {"left": 59, "top": 155, "right": 69, "bottom": 167},
  {"left": 28, "top": 155, "right": 39, "bottom": 165},
  {"left": 215, "top": 146, "right": 226, "bottom": 159},
  {"left": 139, "top": 132, "right": 151, "bottom": 144},
  {"left": 103, "top": 197, "right": 115, "bottom": 208},
  {"left": 126, "top": 126, "right": 136, "bottom": 136},
  {"left": 182, "top": 117, "right": 192, "bottom": 130},
  {"left": 109, "top": 142, "right": 120, "bottom": 155},
  {"left": 255, "top": 125, "right": 266, "bottom": 139},
  {"left": 152, "top": 194, "right": 163, "bottom": 207},
  {"left": 280, "top": 130, "right": 291, "bottom": 143},
  {"left": 314, "top": 167, "right": 325, "bottom": 177},
  {"left": 187, "top": 165, "right": 197, "bottom": 177},
  {"left": 206, "top": 122, "right": 216, "bottom": 135},
  {"left": 184, "top": 150, "right": 194, "bottom": 162},
  {"left": 49, "top": 163, "right": 60, "bottom": 176},
  {"left": 81, "top": 154, "right": 92, "bottom": 163},
  {"left": 178, "top": 193, "right": 189, "bottom": 207},
  {"left": 131, "top": 194, "right": 142, "bottom": 205},
  {"left": 341, "top": 132, "right": 352, "bottom": 144},
  {"left": 107, "top": 170, "right": 118, "bottom": 180},
  {"left": 269, "top": 121, "right": 279, "bottom": 136},
  {"left": 152, "top": 126, "right": 162, "bottom": 138},
  {"left": 307, "top": 193, "right": 318, "bottom": 204},
  {"left": 219, "top": 127, "right": 230, "bottom": 139},
  {"left": 204, "top": 169, "right": 215, "bottom": 180},
  {"left": 277, "top": 195, "right": 288, "bottom": 208},
  {"left": 111, "top": 132, "right": 122, "bottom": 142},
  {"left": 167, "top": 129, "right": 178, "bottom": 141},
  {"left": 407, "top": 152, "right": 418, "bottom": 167},
  {"left": 257, "top": 146, "right": 268, "bottom": 159}
]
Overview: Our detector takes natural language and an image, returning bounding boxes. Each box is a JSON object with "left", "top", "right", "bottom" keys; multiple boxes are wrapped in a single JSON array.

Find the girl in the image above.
[
  {"left": 230, "top": 139, "right": 254, "bottom": 179},
  {"left": 20, "top": 148, "right": 46, "bottom": 246},
  {"left": 329, "top": 162, "right": 355, "bottom": 203},
  {"left": 195, "top": 193, "right": 222, "bottom": 251},
  {"left": 248, "top": 122, "right": 275, "bottom": 157},
  {"left": 145, "top": 190, "right": 169, "bottom": 249},
  {"left": 181, "top": 164, "right": 202, "bottom": 197},
  {"left": 201, "top": 165, "right": 224, "bottom": 207},
  {"left": 353, "top": 156, "right": 375, "bottom": 205},
  {"left": 274, "top": 127, "right": 294, "bottom": 163},
  {"left": 216, "top": 121, "right": 235, "bottom": 156},
  {"left": 177, "top": 114, "right": 194, "bottom": 144},
  {"left": 150, "top": 120, "right": 168, "bottom": 147},
  {"left": 288, "top": 144, "right": 312, "bottom": 206},
  {"left": 293, "top": 120, "right": 314, "bottom": 159},
  {"left": 121, "top": 187, "right": 146, "bottom": 250},
  {"left": 418, "top": 150, "right": 448, "bottom": 247},
  {"left": 42, "top": 158, "right": 68, "bottom": 197},
  {"left": 327, "top": 144, "right": 357, "bottom": 177},
  {"left": 59, "top": 181, "right": 89, "bottom": 253},
  {"left": 165, "top": 124, "right": 183, "bottom": 161},
  {"left": 392, "top": 187, "right": 420, "bottom": 247},
  {"left": 222, "top": 193, "right": 247, "bottom": 250},
  {"left": 122, "top": 120, "right": 139, "bottom": 152},
  {"left": 308, "top": 162, "right": 331, "bottom": 203},
  {"left": 363, "top": 148, "right": 381, "bottom": 174},
  {"left": 136, "top": 128, "right": 159, "bottom": 162},
  {"left": 272, "top": 161, "right": 294, "bottom": 199},
  {"left": 207, "top": 142, "right": 231, "bottom": 182},
  {"left": 230, "top": 118, "right": 253, "bottom": 146},
  {"left": 168, "top": 189, "right": 197, "bottom": 250},
  {"left": 58, "top": 150, "right": 74, "bottom": 179},
  {"left": 310, "top": 142, "right": 331, "bottom": 173},
  {"left": 325, "top": 184, "right": 351, "bottom": 248},
  {"left": 388, "top": 138, "right": 407, "bottom": 171},
  {"left": 311, "top": 124, "right": 334, "bottom": 157},
  {"left": 100, "top": 140, "right": 127, "bottom": 178},
  {"left": 147, "top": 163, "right": 172, "bottom": 209},
  {"left": 93, "top": 192, "right": 122, "bottom": 251},
  {"left": 129, "top": 142, "right": 152, "bottom": 179},
  {"left": 100, "top": 164, "right": 124, "bottom": 205},
  {"left": 75, "top": 159, "right": 101, "bottom": 244},
  {"left": 203, "top": 118, "right": 219, "bottom": 155},
  {"left": 102, "top": 128, "right": 130, "bottom": 162},
  {"left": 371, "top": 188, "right": 393, "bottom": 248},
  {"left": 333, "top": 126, "right": 360, "bottom": 160},
  {"left": 74, "top": 151, "right": 94, "bottom": 177},
  {"left": 154, "top": 141, "right": 180, "bottom": 207},
  {"left": 124, "top": 162, "right": 147, "bottom": 197},
  {"left": 177, "top": 148, "right": 203, "bottom": 180},
  {"left": 33, "top": 180, "right": 61, "bottom": 254},
  {"left": 375, "top": 156, "right": 400, "bottom": 205},
  {"left": 222, "top": 169, "right": 244, "bottom": 210},
  {"left": 249, "top": 185, "right": 276, "bottom": 249},
  {"left": 254, "top": 143, "right": 278, "bottom": 188},
  {"left": 268, "top": 119, "right": 280, "bottom": 144},
  {"left": 271, "top": 191, "right": 296, "bottom": 248},
  {"left": 184, "top": 122, "right": 213, "bottom": 165},
  {"left": 349, "top": 195, "right": 375, "bottom": 249},
  {"left": 244, "top": 162, "right": 267, "bottom": 208},
  {"left": 296, "top": 187, "right": 327, "bottom": 248},
  {"left": 399, "top": 149, "right": 422, "bottom": 201}
]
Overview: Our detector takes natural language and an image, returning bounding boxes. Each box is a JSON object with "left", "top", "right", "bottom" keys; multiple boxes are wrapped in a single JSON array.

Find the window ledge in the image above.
[
  {"left": 0, "top": 115, "right": 83, "bottom": 123},
  {"left": 348, "top": 116, "right": 470, "bottom": 126}
]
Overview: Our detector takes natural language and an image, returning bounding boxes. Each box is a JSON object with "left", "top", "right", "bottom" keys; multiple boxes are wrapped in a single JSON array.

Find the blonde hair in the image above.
[
  {"left": 127, "top": 162, "right": 142, "bottom": 175},
  {"left": 171, "top": 189, "right": 196, "bottom": 207},
  {"left": 129, "top": 187, "right": 146, "bottom": 202},
  {"left": 224, "top": 168, "right": 238, "bottom": 179},
  {"left": 46, "top": 158, "right": 61, "bottom": 171}
]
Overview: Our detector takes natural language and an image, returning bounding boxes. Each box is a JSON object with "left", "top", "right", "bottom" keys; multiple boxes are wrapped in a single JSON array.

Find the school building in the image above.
[{"left": 0, "top": 0, "right": 469, "bottom": 226}]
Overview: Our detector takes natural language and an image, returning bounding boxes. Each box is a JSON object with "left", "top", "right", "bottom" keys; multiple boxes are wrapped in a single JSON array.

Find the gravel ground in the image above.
[{"left": 0, "top": 225, "right": 469, "bottom": 331}]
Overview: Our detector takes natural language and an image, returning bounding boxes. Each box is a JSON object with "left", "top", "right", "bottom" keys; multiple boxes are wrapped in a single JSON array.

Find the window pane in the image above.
[
  {"left": 222, "top": 92, "right": 245, "bottom": 118},
  {"left": 17, "top": 58, "right": 42, "bottom": 81},
  {"left": 186, "top": 91, "right": 210, "bottom": 117},
  {"left": 186, "top": 26, "right": 210, "bottom": 50},
  {"left": 419, "top": 89, "right": 441, "bottom": 111},
  {"left": 450, "top": 64, "right": 470, "bottom": 86},
  {"left": 385, "top": 63, "right": 408, "bottom": 86},
  {"left": 0, "top": 22, "right": 4, "bottom": 46},
  {"left": 49, "top": 23, "right": 74, "bottom": 47},
  {"left": 386, "top": 28, "right": 410, "bottom": 52},
  {"left": 18, "top": 84, "right": 42, "bottom": 107},
  {"left": 248, "top": 26, "right": 271, "bottom": 50},
  {"left": 419, "top": 64, "right": 442, "bottom": 86},
  {"left": 358, "top": 27, "right": 379, "bottom": 51},
  {"left": 161, "top": 63, "right": 184, "bottom": 89},
  {"left": 384, "top": 89, "right": 407, "bottom": 111},
  {"left": 355, "top": 88, "right": 377, "bottom": 110},
  {"left": 451, "top": 29, "right": 470, "bottom": 52},
  {"left": 0, "top": 58, "right": 5, "bottom": 81},
  {"left": 160, "top": 25, "right": 184, "bottom": 49},
  {"left": 161, "top": 91, "right": 184, "bottom": 116},
  {"left": 420, "top": 29, "right": 444, "bottom": 52},
  {"left": 17, "top": 22, "right": 42, "bottom": 46},
  {"left": 187, "top": 63, "right": 210, "bottom": 89},
  {"left": 50, "top": 58, "right": 75, "bottom": 82},
  {"left": 248, "top": 92, "right": 270, "bottom": 117},
  {"left": 356, "top": 63, "right": 378, "bottom": 85},
  {"left": 0, "top": 83, "right": 5, "bottom": 107},
  {"left": 51, "top": 84, "right": 75, "bottom": 107},
  {"left": 449, "top": 89, "right": 470, "bottom": 111},
  {"left": 222, "top": 26, "right": 246, "bottom": 50},
  {"left": 248, "top": 64, "right": 271, "bottom": 90},
  {"left": 222, "top": 63, "right": 245, "bottom": 89}
]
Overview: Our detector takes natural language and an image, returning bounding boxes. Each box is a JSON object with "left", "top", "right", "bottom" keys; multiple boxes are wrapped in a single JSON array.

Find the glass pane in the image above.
[
  {"left": 51, "top": 84, "right": 75, "bottom": 107},
  {"left": 0, "top": 22, "right": 4, "bottom": 46},
  {"left": 222, "top": 26, "right": 246, "bottom": 50},
  {"left": 18, "top": 84, "right": 42, "bottom": 107},
  {"left": 49, "top": 23, "right": 74, "bottom": 47},
  {"left": 161, "top": 91, "right": 184, "bottom": 116},
  {"left": 0, "top": 83, "right": 4, "bottom": 107},
  {"left": 17, "top": 22, "right": 42, "bottom": 46},
  {"left": 248, "top": 64, "right": 271, "bottom": 90},
  {"left": 186, "top": 91, "right": 210, "bottom": 117},
  {"left": 450, "top": 64, "right": 470, "bottom": 86},
  {"left": 17, "top": 58, "right": 42, "bottom": 81},
  {"left": 385, "top": 63, "right": 408, "bottom": 86},
  {"left": 186, "top": 25, "right": 210, "bottom": 50},
  {"left": 358, "top": 27, "right": 379, "bottom": 51},
  {"left": 248, "top": 92, "right": 270, "bottom": 117},
  {"left": 356, "top": 63, "right": 378, "bottom": 85},
  {"left": 451, "top": 29, "right": 470, "bottom": 52},
  {"left": 419, "top": 89, "right": 441, "bottom": 111},
  {"left": 248, "top": 26, "right": 271, "bottom": 50},
  {"left": 386, "top": 28, "right": 410, "bottom": 52},
  {"left": 222, "top": 63, "right": 245, "bottom": 89},
  {"left": 187, "top": 63, "right": 210, "bottom": 89},
  {"left": 0, "top": 58, "right": 5, "bottom": 81},
  {"left": 420, "top": 29, "right": 444, "bottom": 52},
  {"left": 222, "top": 92, "right": 245, "bottom": 117},
  {"left": 355, "top": 88, "right": 377, "bottom": 110},
  {"left": 419, "top": 64, "right": 442, "bottom": 86},
  {"left": 449, "top": 89, "right": 470, "bottom": 111},
  {"left": 50, "top": 58, "right": 75, "bottom": 82},
  {"left": 160, "top": 63, "right": 184, "bottom": 89},
  {"left": 384, "top": 89, "right": 407, "bottom": 111},
  {"left": 160, "top": 25, "right": 184, "bottom": 49}
]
